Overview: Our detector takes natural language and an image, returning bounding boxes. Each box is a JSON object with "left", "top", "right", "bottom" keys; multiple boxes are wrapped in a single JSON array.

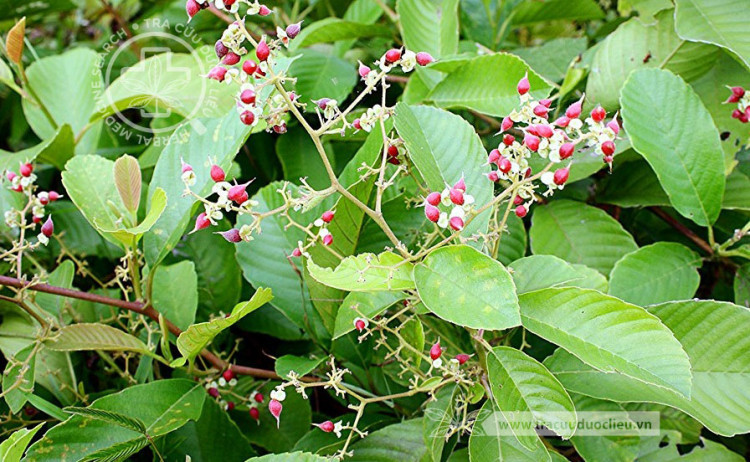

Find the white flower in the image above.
[
  {"left": 270, "top": 388, "right": 286, "bottom": 402},
  {"left": 38, "top": 233, "right": 49, "bottom": 246},
  {"left": 239, "top": 224, "right": 254, "bottom": 242},
  {"left": 541, "top": 171, "right": 555, "bottom": 186},
  {"left": 319, "top": 228, "right": 331, "bottom": 238},
  {"left": 400, "top": 50, "right": 417, "bottom": 73},
  {"left": 432, "top": 358, "right": 443, "bottom": 368},
  {"left": 333, "top": 421, "right": 344, "bottom": 438},
  {"left": 440, "top": 188, "right": 452, "bottom": 207},
  {"left": 322, "top": 99, "right": 338, "bottom": 120},
  {"left": 215, "top": 0, "right": 239, "bottom": 13},
  {"left": 365, "top": 70, "right": 379, "bottom": 87},
  {"left": 568, "top": 118, "right": 583, "bottom": 131},
  {"left": 219, "top": 377, "right": 227, "bottom": 387},
  {"left": 182, "top": 170, "right": 196, "bottom": 186},
  {"left": 449, "top": 206, "right": 465, "bottom": 220},
  {"left": 437, "top": 212, "right": 449, "bottom": 229}
]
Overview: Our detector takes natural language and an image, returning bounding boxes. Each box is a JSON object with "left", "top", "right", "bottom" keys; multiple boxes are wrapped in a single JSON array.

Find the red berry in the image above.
[
  {"left": 449, "top": 216, "right": 464, "bottom": 231},
  {"left": 731, "top": 109, "right": 742, "bottom": 119},
  {"left": 256, "top": 40, "right": 270, "bottom": 61},
  {"left": 20, "top": 163, "right": 32, "bottom": 177},
  {"left": 269, "top": 399, "right": 283, "bottom": 427},
  {"left": 416, "top": 52, "right": 434, "bottom": 66},
  {"left": 454, "top": 178, "right": 466, "bottom": 192},
  {"left": 430, "top": 342, "right": 442, "bottom": 360},
  {"left": 32, "top": 216, "right": 41, "bottom": 224},
  {"left": 536, "top": 124, "right": 554, "bottom": 138},
  {"left": 41, "top": 216, "right": 54, "bottom": 237},
  {"left": 498, "top": 157, "right": 512, "bottom": 173},
  {"left": 258, "top": 5, "right": 271, "bottom": 15},
  {"left": 242, "top": 60, "right": 258, "bottom": 75},
  {"left": 449, "top": 188, "right": 464, "bottom": 206},
  {"left": 726, "top": 86, "right": 745, "bottom": 103},
  {"left": 355, "top": 318, "right": 366, "bottom": 332},
  {"left": 315, "top": 98, "right": 331, "bottom": 110},
  {"left": 524, "top": 133, "right": 540, "bottom": 151},
  {"left": 488, "top": 149, "right": 501, "bottom": 165},
  {"left": 425, "top": 192, "right": 441, "bottom": 206},
  {"left": 210, "top": 165, "right": 226, "bottom": 182},
  {"left": 559, "top": 143, "right": 575, "bottom": 160},
  {"left": 223, "top": 369, "right": 235, "bottom": 381},
  {"left": 48, "top": 191, "right": 61, "bottom": 201},
  {"left": 228, "top": 182, "right": 251, "bottom": 203},
  {"left": 553, "top": 167, "right": 569, "bottom": 185},
  {"left": 591, "top": 105, "right": 606, "bottom": 123},
  {"left": 323, "top": 234, "right": 333, "bottom": 246},
  {"left": 425, "top": 205, "right": 440, "bottom": 222},
  {"left": 352, "top": 118, "right": 362, "bottom": 130},
  {"left": 186, "top": 0, "right": 200, "bottom": 19},
  {"left": 515, "top": 205, "right": 528, "bottom": 218},
  {"left": 503, "top": 134, "right": 515, "bottom": 146},
  {"left": 218, "top": 229, "right": 242, "bottom": 243},
  {"left": 39, "top": 194, "right": 49, "bottom": 205},
  {"left": 566, "top": 99, "right": 583, "bottom": 119},
  {"left": 273, "top": 122, "right": 287, "bottom": 134},
  {"left": 254, "top": 392, "right": 264, "bottom": 403},
  {"left": 533, "top": 104, "right": 548, "bottom": 118},
  {"left": 601, "top": 140, "right": 616, "bottom": 156},
  {"left": 215, "top": 41, "right": 228, "bottom": 59},
  {"left": 387, "top": 156, "right": 400, "bottom": 165},
  {"left": 208, "top": 387, "right": 220, "bottom": 398},
  {"left": 192, "top": 212, "right": 210, "bottom": 233},
  {"left": 455, "top": 354, "right": 471, "bottom": 365},
  {"left": 501, "top": 116, "right": 513, "bottom": 132},
  {"left": 240, "top": 111, "right": 255, "bottom": 126},
  {"left": 517, "top": 73, "right": 530, "bottom": 95},
  {"left": 317, "top": 420, "right": 335, "bottom": 432},
  {"left": 226, "top": 401, "right": 235, "bottom": 411},
  {"left": 387, "top": 144, "right": 399, "bottom": 157},
  {"left": 321, "top": 210, "right": 335, "bottom": 223},
  {"left": 513, "top": 195, "right": 523, "bottom": 206},
  {"left": 249, "top": 407, "right": 260, "bottom": 420},
  {"left": 292, "top": 248, "right": 302, "bottom": 257},
  {"left": 554, "top": 116, "right": 570, "bottom": 128},
  {"left": 240, "top": 89, "right": 256, "bottom": 105},
  {"left": 286, "top": 22, "right": 302, "bottom": 39},
  {"left": 488, "top": 171, "right": 499, "bottom": 182},
  {"left": 384, "top": 48, "right": 401, "bottom": 63},
  {"left": 222, "top": 52, "right": 240, "bottom": 65}
]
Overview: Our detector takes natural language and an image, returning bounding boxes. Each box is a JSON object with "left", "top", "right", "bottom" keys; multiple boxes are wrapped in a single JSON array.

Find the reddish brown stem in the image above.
[
  {"left": 649, "top": 207, "right": 713, "bottom": 255},
  {"left": 0, "top": 275, "right": 285, "bottom": 380}
]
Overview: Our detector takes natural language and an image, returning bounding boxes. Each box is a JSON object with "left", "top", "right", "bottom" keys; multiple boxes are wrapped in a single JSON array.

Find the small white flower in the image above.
[
  {"left": 568, "top": 118, "right": 583, "bottom": 131},
  {"left": 333, "top": 421, "right": 344, "bottom": 438},
  {"left": 400, "top": 50, "right": 417, "bottom": 73},
  {"left": 432, "top": 358, "right": 443, "bottom": 368},
  {"left": 541, "top": 171, "right": 555, "bottom": 186},
  {"left": 314, "top": 218, "right": 324, "bottom": 227},
  {"left": 270, "top": 388, "right": 286, "bottom": 402},
  {"left": 449, "top": 206, "right": 465, "bottom": 219},
  {"left": 38, "top": 233, "right": 49, "bottom": 245},
  {"left": 219, "top": 377, "right": 227, "bottom": 387},
  {"left": 437, "top": 212, "right": 449, "bottom": 229},
  {"left": 182, "top": 170, "right": 197, "bottom": 186}
]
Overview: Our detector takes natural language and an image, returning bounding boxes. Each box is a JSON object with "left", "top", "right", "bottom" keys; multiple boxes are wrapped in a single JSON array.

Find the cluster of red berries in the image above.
[
  {"left": 423, "top": 178, "right": 474, "bottom": 231},
  {"left": 726, "top": 86, "right": 749, "bottom": 124},
  {"left": 290, "top": 209, "right": 335, "bottom": 257},
  {"left": 429, "top": 341, "right": 471, "bottom": 368},
  {"left": 4, "top": 162, "right": 61, "bottom": 244},
  {"left": 187, "top": 0, "right": 270, "bottom": 20},
  {"left": 205, "top": 368, "right": 267, "bottom": 419}
]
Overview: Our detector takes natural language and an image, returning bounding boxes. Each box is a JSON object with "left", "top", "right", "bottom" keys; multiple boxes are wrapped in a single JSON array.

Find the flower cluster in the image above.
[
  {"left": 423, "top": 178, "right": 475, "bottom": 231},
  {"left": 3, "top": 162, "right": 61, "bottom": 246},
  {"left": 204, "top": 369, "right": 266, "bottom": 421},
  {"left": 726, "top": 86, "right": 749, "bottom": 124}
]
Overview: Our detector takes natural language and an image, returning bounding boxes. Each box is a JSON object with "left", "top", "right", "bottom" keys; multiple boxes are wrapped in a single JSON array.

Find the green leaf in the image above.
[
  {"left": 487, "top": 346, "right": 577, "bottom": 448},
  {"left": 0, "top": 423, "right": 44, "bottom": 462},
  {"left": 529, "top": 200, "right": 637, "bottom": 275},
  {"left": 25, "top": 379, "right": 205, "bottom": 461},
  {"left": 468, "top": 401, "right": 551, "bottom": 462},
  {"left": 0, "top": 0, "right": 75, "bottom": 20},
  {"left": 735, "top": 263, "right": 750, "bottom": 308},
  {"left": 414, "top": 245, "right": 521, "bottom": 330},
  {"left": 45, "top": 323, "right": 150, "bottom": 354},
  {"left": 113, "top": 155, "right": 141, "bottom": 215},
  {"left": 509, "top": 255, "right": 583, "bottom": 294},
  {"left": 63, "top": 407, "right": 147, "bottom": 434},
  {"left": 97, "top": 188, "right": 168, "bottom": 244},
  {"left": 174, "top": 288, "right": 273, "bottom": 364},
  {"left": 428, "top": 54, "right": 551, "bottom": 117},
  {"left": 608, "top": 242, "right": 702, "bottom": 305},
  {"left": 288, "top": 49, "right": 357, "bottom": 108},
  {"left": 333, "top": 291, "right": 405, "bottom": 339},
  {"left": 513, "top": 38, "right": 588, "bottom": 83},
  {"left": 80, "top": 437, "right": 149, "bottom": 462},
  {"left": 0, "top": 123, "right": 74, "bottom": 172},
  {"left": 520, "top": 287, "right": 692, "bottom": 397},
  {"left": 569, "top": 264, "right": 609, "bottom": 292},
  {"left": 586, "top": 10, "right": 719, "bottom": 110},
  {"left": 21, "top": 48, "right": 103, "bottom": 155},
  {"left": 275, "top": 355, "right": 325, "bottom": 379},
  {"left": 249, "top": 453, "right": 329, "bottom": 462},
  {"left": 423, "top": 385, "right": 458, "bottom": 461},
  {"left": 348, "top": 418, "right": 427, "bottom": 461},
  {"left": 145, "top": 110, "right": 254, "bottom": 266},
  {"left": 674, "top": 0, "right": 750, "bottom": 69},
  {"left": 307, "top": 251, "right": 415, "bottom": 292},
  {"left": 394, "top": 103, "right": 492, "bottom": 238},
  {"left": 568, "top": 394, "right": 640, "bottom": 462},
  {"left": 511, "top": 0, "right": 604, "bottom": 24},
  {"left": 151, "top": 261, "right": 198, "bottom": 331},
  {"left": 620, "top": 68, "right": 725, "bottom": 226},
  {"left": 496, "top": 212, "right": 527, "bottom": 265},
  {"left": 546, "top": 301, "right": 750, "bottom": 437},
  {"left": 290, "top": 18, "right": 391, "bottom": 51},
  {"left": 2, "top": 343, "right": 36, "bottom": 414},
  {"left": 34, "top": 260, "right": 74, "bottom": 317},
  {"left": 723, "top": 170, "right": 750, "bottom": 210}
]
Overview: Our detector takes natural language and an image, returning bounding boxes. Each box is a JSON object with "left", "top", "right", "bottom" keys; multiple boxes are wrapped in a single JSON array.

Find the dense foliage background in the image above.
[{"left": 1, "top": 0, "right": 749, "bottom": 461}]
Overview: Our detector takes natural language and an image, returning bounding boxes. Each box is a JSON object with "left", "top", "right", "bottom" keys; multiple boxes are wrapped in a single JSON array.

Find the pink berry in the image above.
[
  {"left": 292, "top": 248, "right": 302, "bottom": 257},
  {"left": 454, "top": 178, "right": 466, "bottom": 192},
  {"left": 269, "top": 399, "right": 283, "bottom": 427},
  {"left": 256, "top": 40, "right": 270, "bottom": 61},
  {"left": 553, "top": 167, "right": 569, "bottom": 185},
  {"left": 358, "top": 62, "right": 371, "bottom": 78},
  {"left": 488, "top": 149, "right": 501, "bottom": 165},
  {"left": 524, "top": 133, "right": 540, "bottom": 151},
  {"left": 285, "top": 22, "right": 302, "bottom": 39},
  {"left": 186, "top": 0, "right": 200, "bottom": 19},
  {"left": 498, "top": 157, "right": 512, "bottom": 173},
  {"left": 425, "top": 205, "right": 440, "bottom": 222},
  {"left": 228, "top": 182, "right": 251, "bottom": 203},
  {"left": 240, "top": 110, "right": 255, "bottom": 126},
  {"left": 208, "top": 387, "right": 220, "bottom": 398},
  {"left": 315, "top": 98, "right": 331, "bottom": 110},
  {"left": 181, "top": 159, "right": 193, "bottom": 173},
  {"left": 323, "top": 234, "right": 333, "bottom": 246},
  {"left": 222, "top": 52, "right": 240, "bottom": 65},
  {"left": 430, "top": 342, "right": 442, "bottom": 360},
  {"left": 601, "top": 140, "right": 616, "bottom": 156},
  {"left": 455, "top": 354, "right": 471, "bottom": 365},
  {"left": 240, "top": 89, "right": 256, "bottom": 105},
  {"left": 503, "top": 134, "right": 515, "bottom": 146},
  {"left": 316, "top": 421, "right": 335, "bottom": 432},
  {"left": 501, "top": 116, "right": 513, "bottom": 132},
  {"left": 208, "top": 66, "right": 227, "bottom": 82},
  {"left": 488, "top": 171, "right": 499, "bottom": 182},
  {"left": 249, "top": 407, "right": 260, "bottom": 420},
  {"left": 192, "top": 212, "right": 210, "bottom": 233},
  {"left": 226, "top": 401, "right": 235, "bottom": 411},
  {"left": 354, "top": 318, "right": 366, "bottom": 332},
  {"left": 41, "top": 216, "right": 54, "bottom": 237},
  {"left": 513, "top": 195, "right": 524, "bottom": 206},
  {"left": 554, "top": 116, "right": 570, "bottom": 128},
  {"left": 726, "top": 86, "right": 745, "bottom": 103},
  {"left": 48, "top": 191, "right": 61, "bottom": 201},
  {"left": 210, "top": 165, "right": 226, "bottom": 182},
  {"left": 517, "top": 73, "right": 530, "bottom": 95},
  {"left": 243, "top": 60, "right": 258, "bottom": 75},
  {"left": 20, "top": 163, "right": 32, "bottom": 177},
  {"left": 449, "top": 188, "right": 464, "bottom": 206},
  {"left": 449, "top": 216, "right": 464, "bottom": 231},
  {"left": 606, "top": 118, "right": 620, "bottom": 135},
  {"left": 539, "top": 99, "right": 552, "bottom": 108},
  {"left": 384, "top": 48, "right": 401, "bottom": 63},
  {"left": 559, "top": 143, "right": 575, "bottom": 160},
  {"left": 6, "top": 171, "right": 16, "bottom": 182},
  {"left": 416, "top": 52, "right": 434, "bottom": 66},
  {"left": 273, "top": 122, "right": 287, "bottom": 134},
  {"left": 533, "top": 104, "right": 548, "bottom": 118},
  {"left": 352, "top": 118, "right": 362, "bottom": 130},
  {"left": 591, "top": 105, "right": 606, "bottom": 123},
  {"left": 566, "top": 99, "right": 583, "bottom": 119},
  {"left": 218, "top": 229, "right": 242, "bottom": 243},
  {"left": 254, "top": 392, "right": 264, "bottom": 403},
  {"left": 222, "top": 369, "right": 235, "bottom": 382},
  {"left": 321, "top": 210, "right": 335, "bottom": 223},
  {"left": 426, "top": 192, "right": 441, "bottom": 206},
  {"left": 515, "top": 206, "right": 528, "bottom": 218},
  {"left": 258, "top": 5, "right": 271, "bottom": 15},
  {"left": 536, "top": 124, "right": 553, "bottom": 138},
  {"left": 32, "top": 216, "right": 41, "bottom": 224}
]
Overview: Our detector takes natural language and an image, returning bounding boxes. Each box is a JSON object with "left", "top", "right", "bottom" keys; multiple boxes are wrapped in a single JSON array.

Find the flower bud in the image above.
[
  {"left": 210, "top": 165, "right": 226, "bottom": 182},
  {"left": 515, "top": 205, "right": 528, "bottom": 218},
  {"left": 316, "top": 421, "right": 335, "bottom": 432},
  {"left": 222, "top": 52, "right": 240, "bottom": 65},
  {"left": 269, "top": 399, "right": 282, "bottom": 428},
  {"left": 192, "top": 212, "right": 211, "bottom": 233},
  {"left": 227, "top": 182, "right": 251, "bottom": 203},
  {"left": 498, "top": 157, "right": 512, "bottom": 173},
  {"left": 426, "top": 192, "right": 441, "bottom": 206},
  {"left": 41, "top": 216, "right": 54, "bottom": 237},
  {"left": 524, "top": 133, "right": 540, "bottom": 151},
  {"left": 503, "top": 134, "right": 515, "bottom": 146},
  {"left": 258, "top": 5, "right": 271, "bottom": 16},
  {"left": 218, "top": 229, "right": 242, "bottom": 243},
  {"left": 186, "top": 0, "right": 200, "bottom": 19},
  {"left": 207, "top": 66, "right": 228, "bottom": 82},
  {"left": 449, "top": 216, "right": 464, "bottom": 231},
  {"left": 566, "top": 98, "right": 583, "bottom": 119},
  {"left": 425, "top": 205, "right": 440, "bottom": 222},
  {"left": 358, "top": 61, "right": 371, "bottom": 79},
  {"left": 285, "top": 22, "right": 302, "bottom": 39},
  {"left": 321, "top": 210, "right": 335, "bottom": 223},
  {"left": 601, "top": 140, "right": 616, "bottom": 156},
  {"left": 215, "top": 40, "right": 228, "bottom": 59},
  {"left": 240, "top": 111, "right": 255, "bottom": 126},
  {"left": 20, "top": 162, "right": 32, "bottom": 177}
]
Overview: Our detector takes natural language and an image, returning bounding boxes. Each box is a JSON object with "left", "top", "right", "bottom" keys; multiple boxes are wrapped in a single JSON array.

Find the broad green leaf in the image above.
[
  {"left": 511, "top": 0, "right": 604, "bottom": 24},
  {"left": 620, "top": 68, "right": 725, "bottom": 226},
  {"left": 736, "top": 263, "right": 750, "bottom": 308},
  {"left": 249, "top": 453, "right": 329, "bottom": 462},
  {"left": 97, "top": 187, "right": 167, "bottom": 244},
  {"left": 618, "top": 0, "right": 673, "bottom": 18},
  {"left": 487, "top": 346, "right": 577, "bottom": 448},
  {"left": 348, "top": 418, "right": 427, "bottom": 461},
  {"left": 587, "top": 11, "right": 719, "bottom": 110},
  {"left": 513, "top": 38, "right": 588, "bottom": 82},
  {"left": 174, "top": 288, "right": 273, "bottom": 364},
  {"left": 428, "top": 54, "right": 551, "bottom": 117},
  {"left": 80, "top": 437, "right": 149, "bottom": 462},
  {"left": 639, "top": 437, "right": 743, "bottom": 461},
  {"left": 93, "top": 53, "right": 235, "bottom": 123},
  {"left": 569, "top": 264, "right": 609, "bottom": 292},
  {"left": 34, "top": 260, "right": 74, "bottom": 317},
  {"left": 568, "top": 394, "right": 640, "bottom": 462},
  {"left": 414, "top": 245, "right": 521, "bottom": 330},
  {"left": 145, "top": 110, "right": 254, "bottom": 266},
  {"left": 469, "top": 401, "right": 551, "bottom": 462},
  {"left": 63, "top": 407, "right": 147, "bottom": 434},
  {"left": 45, "top": 323, "right": 150, "bottom": 354},
  {"left": 722, "top": 170, "right": 750, "bottom": 210},
  {"left": 275, "top": 355, "right": 325, "bottom": 379},
  {"left": 496, "top": 212, "right": 527, "bottom": 266},
  {"left": 0, "top": 123, "right": 74, "bottom": 172},
  {"left": 25, "top": 379, "right": 205, "bottom": 461},
  {"left": 22, "top": 48, "right": 103, "bottom": 155},
  {"left": 333, "top": 291, "right": 405, "bottom": 339},
  {"left": 520, "top": 287, "right": 692, "bottom": 397},
  {"left": 156, "top": 399, "right": 256, "bottom": 462},
  {"left": 113, "top": 155, "right": 141, "bottom": 214},
  {"left": 288, "top": 49, "right": 357, "bottom": 108},
  {"left": 423, "top": 385, "right": 458, "bottom": 461},
  {"left": 307, "top": 251, "right": 414, "bottom": 292},
  {"left": 394, "top": 103, "right": 492, "bottom": 238},
  {"left": 509, "top": 255, "right": 583, "bottom": 294},
  {"left": 0, "top": 423, "right": 44, "bottom": 462},
  {"left": 399, "top": 317, "right": 424, "bottom": 367},
  {"left": 290, "top": 18, "right": 391, "bottom": 51},
  {"left": 151, "top": 261, "right": 198, "bottom": 331},
  {"left": 529, "top": 200, "right": 637, "bottom": 275},
  {"left": 674, "top": 0, "right": 750, "bottom": 69},
  {"left": 598, "top": 159, "right": 672, "bottom": 207},
  {"left": 2, "top": 343, "right": 35, "bottom": 414},
  {"left": 609, "top": 242, "right": 702, "bottom": 305},
  {"left": 334, "top": 0, "right": 384, "bottom": 56}
]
